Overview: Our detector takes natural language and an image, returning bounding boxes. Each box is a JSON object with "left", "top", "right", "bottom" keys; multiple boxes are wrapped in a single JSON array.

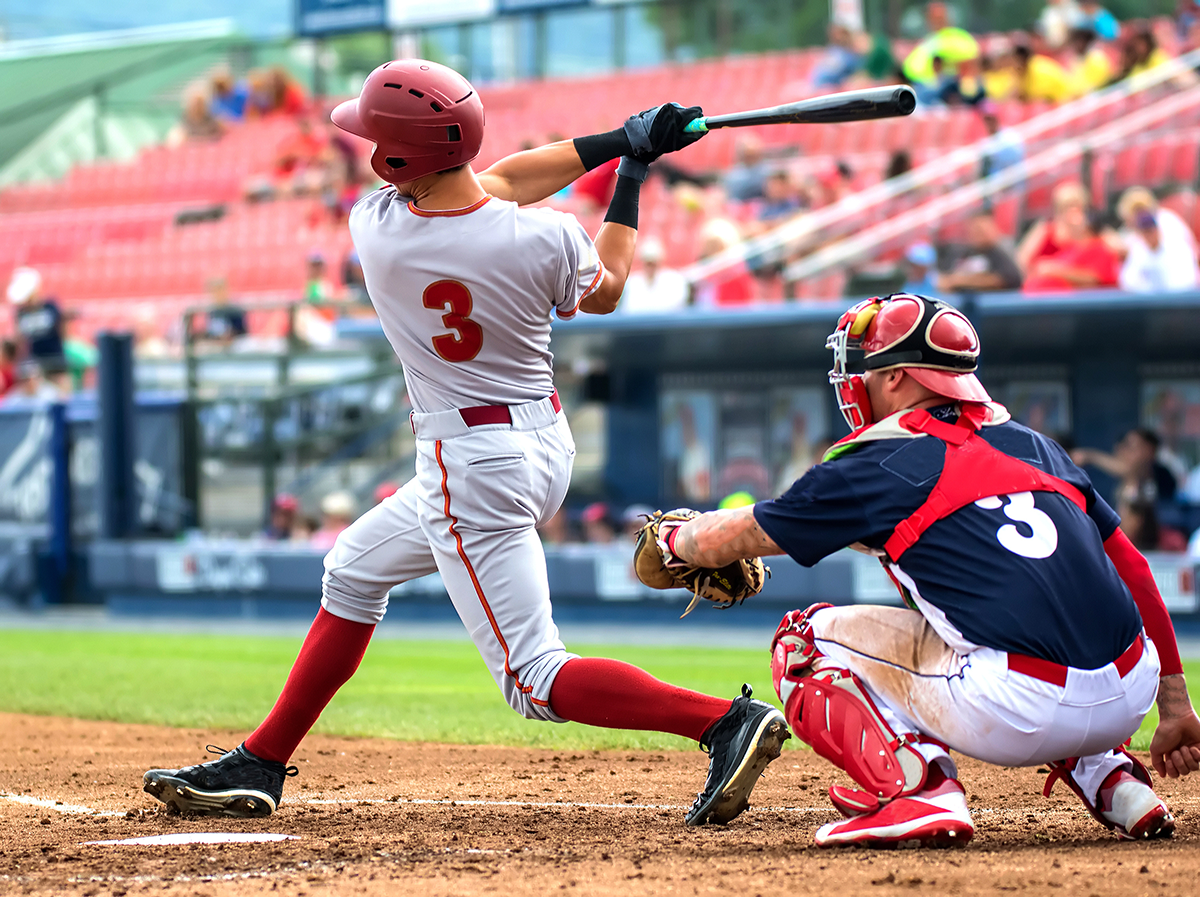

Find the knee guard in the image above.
[{"left": 771, "top": 606, "right": 928, "bottom": 813}]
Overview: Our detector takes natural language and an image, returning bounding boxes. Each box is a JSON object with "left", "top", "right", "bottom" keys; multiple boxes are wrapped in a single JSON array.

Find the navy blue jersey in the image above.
[
  {"left": 754, "top": 405, "right": 1142, "bottom": 669},
  {"left": 16, "top": 300, "right": 64, "bottom": 361}
]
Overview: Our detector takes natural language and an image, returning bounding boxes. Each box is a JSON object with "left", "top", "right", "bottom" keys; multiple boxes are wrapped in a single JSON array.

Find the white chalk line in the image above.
[{"left": 7, "top": 789, "right": 1154, "bottom": 818}]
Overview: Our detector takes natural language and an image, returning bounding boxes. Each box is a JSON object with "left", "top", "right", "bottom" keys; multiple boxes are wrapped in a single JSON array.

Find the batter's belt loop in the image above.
[{"left": 1007, "top": 633, "right": 1144, "bottom": 687}]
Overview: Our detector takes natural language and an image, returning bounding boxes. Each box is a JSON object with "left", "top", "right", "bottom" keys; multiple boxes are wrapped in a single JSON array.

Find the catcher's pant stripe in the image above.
[
  {"left": 814, "top": 636, "right": 971, "bottom": 683},
  {"left": 434, "top": 438, "right": 548, "bottom": 706}
]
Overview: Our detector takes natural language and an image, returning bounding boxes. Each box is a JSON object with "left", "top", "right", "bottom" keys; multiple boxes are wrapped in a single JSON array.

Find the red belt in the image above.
[
  {"left": 459, "top": 391, "right": 561, "bottom": 428},
  {"left": 1008, "top": 634, "right": 1144, "bottom": 687}
]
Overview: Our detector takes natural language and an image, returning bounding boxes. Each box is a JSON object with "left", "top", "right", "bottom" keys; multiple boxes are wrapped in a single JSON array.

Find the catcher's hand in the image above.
[
  {"left": 622, "top": 103, "right": 705, "bottom": 164},
  {"left": 632, "top": 508, "right": 769, "bottom": 617}
]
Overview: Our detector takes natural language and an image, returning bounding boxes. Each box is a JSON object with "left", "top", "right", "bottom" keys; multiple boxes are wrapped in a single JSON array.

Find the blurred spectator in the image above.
[
  {"left": 692, "top": 219, "right": 756, "bottom": 307},
  {"left": 1179, "top": 1, "right": 1200, "bottom": 40},
  {"left": 1063, "top": 27, "right": 1115, "bottom": 97},
  {"left": 902, "top": 242, "right": 939, "bottom": 294},
  {"left": 938, "top": 212, "right": 1023, "bottom": 293},
  {"left": 263, "top": 494, "right": 299, "bottom": 541},
  {"left": 1072, "top": 428, "right": 1179, "bottom": 506},
  {"left": 723, "top": 137, "right": 770, "bottom": 203},
  {"left": 621, "top": 504, "right": 654, "bottom": 539},
  {"left": 902, "top": 2, "right": 980, "bottom": 88},
  {"left": 1023, "top": 209, "right": 1119, "bottom": 292},
  {"left": 343, "top": 250, "right": 368, "bottom": 303},
  {"left": 1016, "top": 181, "right": 1093, "bottom": 274},
  {"left": 374, "top": 481, "right": 399, "bottom": 504},
  {"left": 885, "top": 150, "right": 912, "bottom": 180},
  {"left": 133, "top": 305, "right": 175, "bottom": 359},
  {"left": 981, "top": 47, "right": 1020, "bottom": 101},
  {"left": 1117, "top": 498, "right": 1187, "bottom": 552},
  {"left": 8, "top": 267, "right": 66, "bottom": 383},
  {"left": 1037, "top": 0, "right": 1083, "bottom": 49},
  {"left": 0, "top": 340, "right": 16, "bottom": 397},
  {"left": 1115, "top": 186, "right": 1197, "bottom": 258},
  {"left": 979, "top": 102, "right": 1026, "bottom": 179},
  {"left": 621, "top": 236, "right": 689, "bottom": 314},
  {"left": 812, "top": 22, "right": 867, "bottom": 88},
  {"left": 572, "top": 157, "right": 619, "bottom": 213},
  {"left": 582, "top": 502, "right": 617, "bottom": 544},
  {"left": 247, "top": 66, "right": 308, "bottom": 117},
  {"left": 813, "top": 161, "right": 855, "bottom": 207},
  {"left": 247, "top": 116, "right": 330, "bottom": 200},
  {"left": 1119, "top": 210, "right": 1200, "bottom": 292},
  {"left": 1079, "top": 1, "right": 1120, "bottom": 42},
  {"left": 292, "top": 515, "right": 319, "bottom": 542},
  {"left": 1115, "top": 27, "right": 1171, "bottom": 81},
  {"left": 756, "top": 170, "right": 804, "bottom": 225},
  {"left": 537, "top": 506, "right": 572, "bottom": 545},
  {"left": 310, "top": 490, "right": 356, "bottom": 549},
  {"left": 63, "top": 321, "right": 97, "bottom": 393},
  {"left": 1013, "top": 42, "right": 1073, "bottom": 103},
  {"left": 862, "top": 32, "right": 900, "bottom": 82},
  {"left": 210, "top": 68, "right": 248, "bottom": 122},
  {"left": 197, "top": 277, "right": 248, "bottom": 347},
  {"left": 322, "top": 115, "right": 363, "bottom": 220},
  {"left": 938, "top": 55, "right": 987, "bottom": 106},
  {"left": 168, "top": 90, "right": 225, "bottom": 146},
  {"left": 304, "top": 251, "right": 335, "bottom": 304}
]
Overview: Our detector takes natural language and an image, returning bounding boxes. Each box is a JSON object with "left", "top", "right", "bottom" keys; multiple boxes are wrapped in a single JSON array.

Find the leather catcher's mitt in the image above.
[{"left": 633, "top": 508, "right": 769, "bottom": 617}]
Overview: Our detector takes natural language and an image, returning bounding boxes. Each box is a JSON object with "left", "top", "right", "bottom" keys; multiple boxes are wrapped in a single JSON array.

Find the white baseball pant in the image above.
[
  {"left": 320, "top": 394, "right": 577, "bottom": 721},
  {"left": 807, "top": 604, "right": 1161, "bottom": 801}
]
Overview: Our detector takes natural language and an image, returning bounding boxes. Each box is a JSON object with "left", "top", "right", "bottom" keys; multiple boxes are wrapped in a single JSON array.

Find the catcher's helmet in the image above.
[
  {"left": 331, "top": 59, "right": 484, "bottom": 186},
  {"left": 826, "top": 293, "right": 990, "bottom": 430}
]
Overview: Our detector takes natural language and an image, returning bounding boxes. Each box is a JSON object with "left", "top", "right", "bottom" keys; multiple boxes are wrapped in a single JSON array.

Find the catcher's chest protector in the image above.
[{"left": 881, "top": 403, "right": 1087, "bottom": 563}]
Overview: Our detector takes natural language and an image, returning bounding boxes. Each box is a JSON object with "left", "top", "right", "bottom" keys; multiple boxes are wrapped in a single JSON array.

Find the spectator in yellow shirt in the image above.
[
  {"left": 1117, "top": 28, "right": 1172, "bottom": 81},
  {"left": 1064, "top": 27, "right": 1115, "bottom": 97},
  {"left": 903, "top": 2, "right": 980, "bottom": 85},
  {"left": 1014, "top": 43, "right": 1074, "bottom": 103}
]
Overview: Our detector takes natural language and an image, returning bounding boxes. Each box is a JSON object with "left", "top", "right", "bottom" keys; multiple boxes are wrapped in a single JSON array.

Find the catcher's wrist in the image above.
[
  {"left": 603, "top": 175, "right": 641, "bottom": 229},
  {"left": 573, "top": 129, "right": 635, "bottom": 172}
]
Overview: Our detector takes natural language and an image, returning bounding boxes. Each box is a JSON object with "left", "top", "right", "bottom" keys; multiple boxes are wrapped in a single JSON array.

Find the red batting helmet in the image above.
[
  {"left": 826, "top": 293, "right": 990, "bottom": 430},
  {"left": 331, "top": 59, "right": 485, "bottom": 186}
]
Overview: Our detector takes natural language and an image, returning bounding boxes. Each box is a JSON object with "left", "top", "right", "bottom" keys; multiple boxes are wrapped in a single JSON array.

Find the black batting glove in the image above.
[{"left": 622, "top": 103, "right": 705, "bottom": 163}]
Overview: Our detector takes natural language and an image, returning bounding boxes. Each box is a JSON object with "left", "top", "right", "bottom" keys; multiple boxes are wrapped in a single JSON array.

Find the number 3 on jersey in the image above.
[
  {"left": 423, "top": 280, "right": 483, "bottom": 362},
  {"left": 975, "top": 492, "right": 1058, "bottom": 559}
]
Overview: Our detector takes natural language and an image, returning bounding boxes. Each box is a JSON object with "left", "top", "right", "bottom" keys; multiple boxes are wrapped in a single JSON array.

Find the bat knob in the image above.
[{"left": 683, "top": 119, "right": 709, "bottom": 134}]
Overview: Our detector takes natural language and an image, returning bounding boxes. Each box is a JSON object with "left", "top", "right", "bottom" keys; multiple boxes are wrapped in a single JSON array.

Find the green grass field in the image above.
[{"left": 0, "top": 629, "right": 1194, "bottom": 752}]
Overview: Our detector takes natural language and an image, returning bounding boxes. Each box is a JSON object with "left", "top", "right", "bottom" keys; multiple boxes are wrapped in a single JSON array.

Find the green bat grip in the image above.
[{"left": 683, "top": 118, "right": 709, "bottom": 134}]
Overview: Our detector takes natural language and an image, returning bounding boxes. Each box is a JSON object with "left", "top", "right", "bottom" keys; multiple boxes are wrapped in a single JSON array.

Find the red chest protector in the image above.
[{"left": 882, "top": 402, "right": 1087, "bottom": 563}]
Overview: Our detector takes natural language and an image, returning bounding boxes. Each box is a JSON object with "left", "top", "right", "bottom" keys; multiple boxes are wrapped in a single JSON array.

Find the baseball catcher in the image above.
[{"left": 649, "top": 293, "right": 1200, "bottom": 847}]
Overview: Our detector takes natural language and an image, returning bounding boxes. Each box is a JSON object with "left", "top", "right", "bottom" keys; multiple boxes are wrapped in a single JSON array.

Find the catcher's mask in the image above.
[{"left": 826, "top": 293, "right": 990, "bottom": 430}]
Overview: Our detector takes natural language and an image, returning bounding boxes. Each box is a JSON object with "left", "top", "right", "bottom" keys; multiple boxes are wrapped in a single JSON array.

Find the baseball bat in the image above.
[{"left": 682, "top": 85, "right": 917, "bottom": 133}]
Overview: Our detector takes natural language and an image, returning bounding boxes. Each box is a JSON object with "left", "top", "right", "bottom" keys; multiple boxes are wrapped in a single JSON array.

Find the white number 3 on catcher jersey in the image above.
[{"left": 974, "top": 492, "right": 1058, "bottom": 559}]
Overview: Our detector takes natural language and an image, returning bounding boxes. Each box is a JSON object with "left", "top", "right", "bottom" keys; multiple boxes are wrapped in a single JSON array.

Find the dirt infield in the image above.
[{"left": 1, "top": 713, "right": 1198, "bottom": 896}]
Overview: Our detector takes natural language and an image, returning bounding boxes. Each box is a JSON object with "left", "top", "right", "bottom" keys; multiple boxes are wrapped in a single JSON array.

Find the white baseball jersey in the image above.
[{"left": 349, "top": 188, "right": 604, "bottom": 412}]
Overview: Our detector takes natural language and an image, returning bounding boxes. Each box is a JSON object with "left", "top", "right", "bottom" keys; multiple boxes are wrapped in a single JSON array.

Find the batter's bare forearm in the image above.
[
  {"left": 674, "top": 508, "right": 783, "bottom": 568},
  {"left": 478, "top": 140, "right": 586, "bottom": 206},
  {"left": 581, "top": 222, "right": 636, "bottom": 314}
]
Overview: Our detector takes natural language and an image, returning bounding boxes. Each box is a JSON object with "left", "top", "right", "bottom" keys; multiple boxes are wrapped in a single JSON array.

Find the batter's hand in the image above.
[{"left": 623, "top": 103, "right": 705, "bottom": 164}]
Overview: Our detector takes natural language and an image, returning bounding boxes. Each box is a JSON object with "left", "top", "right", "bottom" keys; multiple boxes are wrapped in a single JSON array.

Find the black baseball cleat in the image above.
[
  {"left": 143, "top": 743, "right": 298, "bottom": 817},
  {"left": 685, "top": 684, "right": 790, "bottom": 826}
]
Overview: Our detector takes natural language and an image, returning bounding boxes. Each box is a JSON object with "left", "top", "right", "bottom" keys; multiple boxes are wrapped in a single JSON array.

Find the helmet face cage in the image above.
[{"left": 826, "top": 299, "right": 882, "bottom": 431}]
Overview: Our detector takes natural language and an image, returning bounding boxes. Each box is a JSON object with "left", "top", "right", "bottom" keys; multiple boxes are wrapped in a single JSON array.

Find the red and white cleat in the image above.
[
  {"left": 1098, "top": 770, "right": 1175, "bottom": 841},
  {"left": 815, "top": 771, "right": 974, "bottom": 849}
]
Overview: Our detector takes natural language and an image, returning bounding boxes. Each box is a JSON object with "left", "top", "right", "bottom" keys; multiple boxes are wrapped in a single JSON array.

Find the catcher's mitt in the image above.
[{"left": 632, "top": 509, "right": 769, "bottom": 617}]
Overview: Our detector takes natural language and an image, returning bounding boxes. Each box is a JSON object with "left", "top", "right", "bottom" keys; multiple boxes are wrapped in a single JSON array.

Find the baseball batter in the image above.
[
  {"left": 143, "top": 59, "right": 788, "bottom": 826},
  {"left": 644, "top": 293, "right": 1200, "bottom": 847}
]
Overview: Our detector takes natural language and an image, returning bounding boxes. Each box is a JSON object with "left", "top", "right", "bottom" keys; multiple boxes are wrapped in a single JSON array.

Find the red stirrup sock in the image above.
[
  {"left": 244, "top": 607, "right": 375, "bottom": 763},
  {"left": 548, "top": 657, "right": 732, "bottom": 743}
]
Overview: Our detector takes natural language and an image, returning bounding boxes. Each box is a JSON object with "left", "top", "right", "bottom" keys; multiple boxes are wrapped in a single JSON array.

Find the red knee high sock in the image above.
[
  {"left": 244, "top": 608, "right": 375, "bottom": 763},
  {"left": 549, "top": 657, "right": 732, "bottom": 743}
]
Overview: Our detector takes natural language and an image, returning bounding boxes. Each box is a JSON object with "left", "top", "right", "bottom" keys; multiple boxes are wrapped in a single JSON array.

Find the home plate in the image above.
[{"left": 85, "top": 833, "right": 299, "bottom": 846}]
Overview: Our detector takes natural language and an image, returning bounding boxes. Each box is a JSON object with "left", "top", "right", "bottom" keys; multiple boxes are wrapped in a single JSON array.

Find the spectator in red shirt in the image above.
[
  {"left": 1023, "top": 207, "right": 1120, "bottom": 292},
  {"left": 1016, "top": 180, "right": 1092, "bottom": 276},
  {"left": 693, "top": 218, "right": 757, "bottom": 307}
]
